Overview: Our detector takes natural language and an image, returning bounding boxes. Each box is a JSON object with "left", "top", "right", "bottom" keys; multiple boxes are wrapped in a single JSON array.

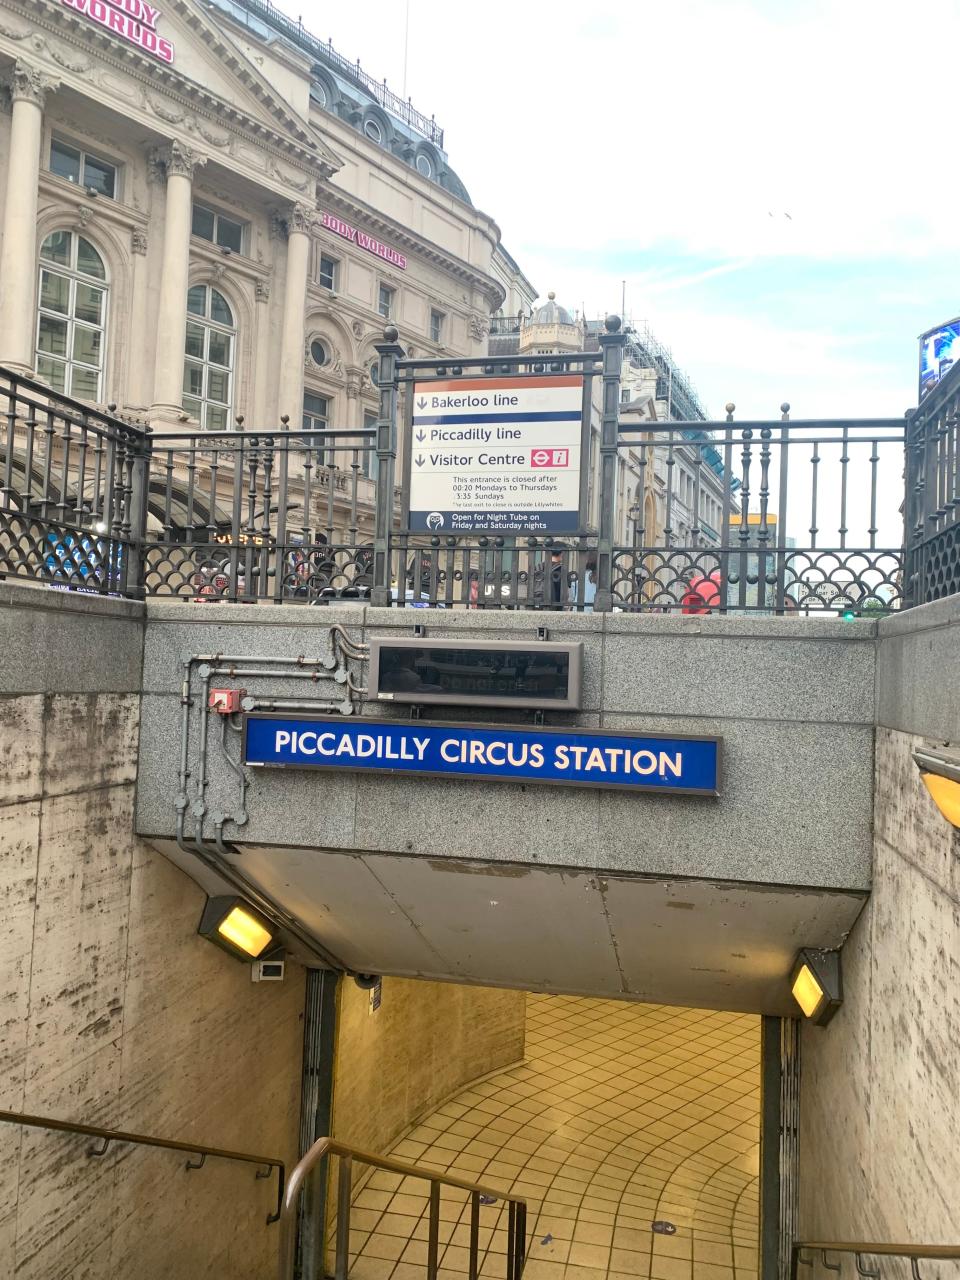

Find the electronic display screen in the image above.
[
  {"left": 919, "top": 318, "right": 960, "bottom": 400},
  {"left": 370, "top": 639, "right": 582, "bottom": 709}
]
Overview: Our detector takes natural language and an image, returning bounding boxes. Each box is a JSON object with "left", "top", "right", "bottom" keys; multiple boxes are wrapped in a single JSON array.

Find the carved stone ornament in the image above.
[
  {"left": 288, "top": 203, "right": 314, "bottom": 236},
  {"left": 76, "top": 206, "right": 93, "bottom": 229},
  {"left": 468, "top": 313, "right": 489, "bottom": 342},
  {"left": 10, "top": 59, "right": 58, "bottom": 109},
  {"left": 131, "top": 229, "right": 148, "bottom": 255},
  {"left": 255, "top": 279, "right": 270, "bottom": 303},
  {"left": 153, "top": 140, "right": 206, "bottom": 181},
  {"left": 351, "top": 320, "right": 364, "bottom": 340}
]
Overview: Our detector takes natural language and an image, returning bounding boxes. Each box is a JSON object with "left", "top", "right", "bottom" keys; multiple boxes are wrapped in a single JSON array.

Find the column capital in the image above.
[
  {"left": 8, "top": 59, "right": 58, "bottom": 109},
  {"left": 150, "top": 139, "right": 206, "bottom": 182},
  {"left": 272, "top": 202, "right": 315, "bottom": 239}
]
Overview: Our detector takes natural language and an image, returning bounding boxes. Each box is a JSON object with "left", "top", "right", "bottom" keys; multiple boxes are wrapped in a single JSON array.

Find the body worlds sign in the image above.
[
  {"left": 61, "top": 0, "right": 174, "bottom": 63},
  {"left": 243, "top": 716, "right": 721, "bottom": 796},
  {"left": 320, "top": 213, "right": 407, "bottom": 270}
]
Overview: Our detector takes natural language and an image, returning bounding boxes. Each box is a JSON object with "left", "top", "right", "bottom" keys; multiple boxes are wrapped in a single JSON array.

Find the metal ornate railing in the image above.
[
  {"left": 279, "top": 1135, "right": 527, "bottom": 1280},
  {"left": 228, "top": 0, "right": 445, "bottom": 148},
  {"left": 905, "top": 359, "right": 960, "bottom": 605},
  {"left": 0, "top": 359, "right": 952, "bottom": 613}
]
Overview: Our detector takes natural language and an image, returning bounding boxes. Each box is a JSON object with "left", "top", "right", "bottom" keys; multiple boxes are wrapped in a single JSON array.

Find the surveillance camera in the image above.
[{"left": 353, "top": 973, "right": 381, "bottom": 990}]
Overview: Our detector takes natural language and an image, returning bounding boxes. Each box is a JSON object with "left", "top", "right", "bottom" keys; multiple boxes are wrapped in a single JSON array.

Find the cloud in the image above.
[{"left": 286, "top": 0, "right": 958, "bottom": 419}]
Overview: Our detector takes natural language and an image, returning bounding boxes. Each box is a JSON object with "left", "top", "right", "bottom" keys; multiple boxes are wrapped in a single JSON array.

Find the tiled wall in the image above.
[{"left": 332, "top": 976, "right": 526, "bottom": 1156}]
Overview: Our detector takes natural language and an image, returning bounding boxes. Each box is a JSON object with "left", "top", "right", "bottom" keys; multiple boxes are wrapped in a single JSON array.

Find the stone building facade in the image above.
[{"left": 0, "top": 0, "right": 530, "bottom": 445}]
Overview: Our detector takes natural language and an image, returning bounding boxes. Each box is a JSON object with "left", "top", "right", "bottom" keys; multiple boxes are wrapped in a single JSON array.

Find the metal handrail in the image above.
[
  {"left": 0, "top": 1108, "right": 285, "bottom": 1223},
  {"left": 793, "top": 1241, "right": 960, "bottom": 1280},
  {"left": 279, "top": 1136, "right": 528, "bottom": 1280}
]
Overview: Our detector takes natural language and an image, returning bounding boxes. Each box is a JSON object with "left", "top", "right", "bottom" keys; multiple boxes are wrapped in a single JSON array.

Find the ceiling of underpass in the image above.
[{"left": 153, "top": 840, "right": 865, "bottom": 1015}]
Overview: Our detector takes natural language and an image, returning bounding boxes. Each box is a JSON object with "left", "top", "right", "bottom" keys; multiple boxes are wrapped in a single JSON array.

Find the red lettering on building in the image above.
[
  {"left": 60, "top": 0, "right": 174, "bottom": 62},
  {"left": 321, "top": 211, "right": 407, "bottom": 270}
]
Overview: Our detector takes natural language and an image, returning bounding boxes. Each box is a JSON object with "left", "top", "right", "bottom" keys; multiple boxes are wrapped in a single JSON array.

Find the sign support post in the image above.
[
  {"left": 371, "top": 326, "right": 404, "bottom": 607},
  {"left": 595, "top": 316, "right": 626, "bottom": 613}
]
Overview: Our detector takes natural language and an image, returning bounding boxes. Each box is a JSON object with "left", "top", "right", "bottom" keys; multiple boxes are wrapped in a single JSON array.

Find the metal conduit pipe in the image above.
[
  {"left": 191, "top": 653, "right": 337, "bottom": 667},
  {"left": 241, "top": 699, "right": 343, "bottom": 714},
  {"left": 205, "top": 667, "right": 349, "bottom": 683}
]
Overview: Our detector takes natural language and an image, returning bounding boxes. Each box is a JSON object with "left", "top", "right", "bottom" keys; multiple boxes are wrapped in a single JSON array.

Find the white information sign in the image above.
[{"left": 407, "top": 374, "right": 584, "bottom": 534}]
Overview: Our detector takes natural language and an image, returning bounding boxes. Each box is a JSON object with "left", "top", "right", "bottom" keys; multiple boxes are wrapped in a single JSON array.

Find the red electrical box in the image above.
[{"left": 208, "top": 688, "right": 245, "bottom": 714}]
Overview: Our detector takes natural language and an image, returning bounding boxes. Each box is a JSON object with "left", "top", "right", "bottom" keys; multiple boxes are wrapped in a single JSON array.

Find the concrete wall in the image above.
[
  {"left": 137, "top": 603, "right": 879, "bottom": 890},
  {"left": 0, "top": 584, "right": 306, "bottom": 1280},
  {"left": 798, "top": 595, "right": 960, "bottom": 1249},
  {"left": 331, "top": 977, "right": 526, "bottom": 1157}
]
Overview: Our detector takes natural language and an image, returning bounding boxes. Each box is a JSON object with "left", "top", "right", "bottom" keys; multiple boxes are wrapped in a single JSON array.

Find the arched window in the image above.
[
  {"left": 36, "top": 230, "right": 108, "bottom": 398},
  {"left": 184, "top": 284, "right": 235, "bottom": 430}
]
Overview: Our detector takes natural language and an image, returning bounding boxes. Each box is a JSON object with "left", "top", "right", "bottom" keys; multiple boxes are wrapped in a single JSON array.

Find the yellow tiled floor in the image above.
[{"left": 345, "top": 994, "right": 760, "bottom": 1280}]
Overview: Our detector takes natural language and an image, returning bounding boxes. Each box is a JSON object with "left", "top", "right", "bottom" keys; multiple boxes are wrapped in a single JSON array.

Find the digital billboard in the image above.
[{"left": 919, "top": 317, "right": 960, "bottom": 400}]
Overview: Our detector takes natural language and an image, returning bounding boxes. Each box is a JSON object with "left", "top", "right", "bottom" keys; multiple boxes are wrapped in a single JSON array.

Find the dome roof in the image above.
[{"left": 531, "top": 291, "right": 575, "bottom": 326}]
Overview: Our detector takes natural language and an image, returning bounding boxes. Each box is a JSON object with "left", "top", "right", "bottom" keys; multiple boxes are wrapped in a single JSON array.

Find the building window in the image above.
[
  {"left": 416, "top": 152, "right": 433, "bottom": 179},
  {"left": 310, "top": 339, "right": 329, "bottom": 368},
  {"left": 363, "top": 119, "right": 383, "bottom": 143},
  {"left": 36, "top": 230, "right": 108, "bottom": 399},
  {"left": 378, "top": 284, "right": 394, "bottom": 320},
  {"left": 183, "top": 284, "right": 235, "bottom": 431},
  {"left": 303, "top": 391, "right": 330, "bottom": 463},
  {"left": 49, "top": 138, "right": 117, "bottom": 199},
  {"left": 318, "top": 253, "right": 338, "bottom": 291},
  {"left": 430, "top": 309, "right": 444, "bottom": 344},
  {"left": 191, "top": 202, "right": 244, "bottom": 254}
]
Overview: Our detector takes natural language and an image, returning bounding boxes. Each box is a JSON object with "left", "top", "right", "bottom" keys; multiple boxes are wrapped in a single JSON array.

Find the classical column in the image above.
[
  {"left": 0, "top": 61, "right": 57, "bottom": 373},
  {"left": 276, "top": 203, "right": 312, "bottom": 424},
  {"left": 150, "top": 141, "right": 204, "bottom": 421}
]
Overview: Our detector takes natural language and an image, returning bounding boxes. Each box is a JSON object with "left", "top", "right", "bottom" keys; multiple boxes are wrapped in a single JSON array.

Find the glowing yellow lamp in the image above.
[
  {"left": 198, "top": 896, "right": 276, "bottom": 961},
  {"left": 790, "top": 949, "right": 842, "bottom": 1025},
  {"left": 918, "top": 768, "right": 960, "bottom": 829},
  {"left": 217, "top": 905, "right": 273, "bottom": 958},
  {"left": 791, "top": 963, "right": 825, "bottom": 1019}
]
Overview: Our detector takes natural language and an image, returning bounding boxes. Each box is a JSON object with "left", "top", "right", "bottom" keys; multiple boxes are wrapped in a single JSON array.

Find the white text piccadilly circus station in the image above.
[
  {"left": 61, "top": 0, "right": 174, "bottom": 64},
  {"left": 272, "top": 729, "right": 686, "bottom": 779}
]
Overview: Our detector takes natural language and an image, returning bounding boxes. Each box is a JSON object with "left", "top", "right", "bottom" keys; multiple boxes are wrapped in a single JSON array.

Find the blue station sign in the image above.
[{"left": 242, "top": 716, "right": 721, "bottom": 796}]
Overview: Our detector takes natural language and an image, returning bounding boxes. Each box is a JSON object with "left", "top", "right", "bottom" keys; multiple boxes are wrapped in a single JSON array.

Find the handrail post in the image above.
[
  {"left": 335, "top": 1152, "right": 353, "bottom": 1280},
  {"left": 516, "top": 1200, "right": 527, "bottom": 1278},
  {"left": 593, "top": 315, "right": 626, "bottom": 614},
  {"left": 371, "top": 327, "right": 404, "bottom": 608},
  {"left": 469, "top": 1190, "right": 480, "bottom": 1280},
  {"left": 427, "top": 1180, "right": 440, "bottom": 1280}
]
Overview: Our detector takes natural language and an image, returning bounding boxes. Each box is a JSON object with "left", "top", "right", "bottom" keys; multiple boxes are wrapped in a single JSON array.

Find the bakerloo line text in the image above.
[{"left": 271, "top": 730, "right": 684, "bottom": 778}]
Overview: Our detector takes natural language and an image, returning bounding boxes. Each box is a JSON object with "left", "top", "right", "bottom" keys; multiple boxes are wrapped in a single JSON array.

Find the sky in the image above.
[{"left": 274, "top": 0, "right": 960, "bottom": 422}]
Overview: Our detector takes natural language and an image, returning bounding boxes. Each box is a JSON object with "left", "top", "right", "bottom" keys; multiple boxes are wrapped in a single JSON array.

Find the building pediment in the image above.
[{"left": 5, "top": 0, "right": 342, "bottom": 183}]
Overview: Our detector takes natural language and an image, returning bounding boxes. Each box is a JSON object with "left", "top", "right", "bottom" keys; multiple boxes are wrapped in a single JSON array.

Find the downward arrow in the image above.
[
  {"left": 417, "top": 397, "right": 428, "bottom": 410},
  {"left": 415, "top": 455, "right": 425, "bottom": 467},
  {"left": 416, "top": 429, "right": 426, "bottom": 442}
]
